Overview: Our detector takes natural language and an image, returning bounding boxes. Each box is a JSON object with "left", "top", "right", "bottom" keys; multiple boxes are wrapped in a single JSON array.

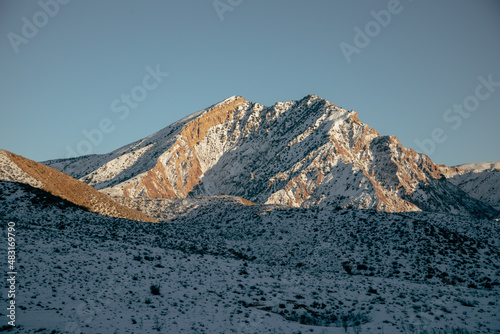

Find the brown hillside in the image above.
[{"left": 0, "top": 150, "right": 155, "bottom": 222}]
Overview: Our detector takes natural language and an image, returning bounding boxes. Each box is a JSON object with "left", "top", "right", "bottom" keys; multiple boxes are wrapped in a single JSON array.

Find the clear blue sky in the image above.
[{"left": 1, "top": 0, "right": 499, "bottom": 166}]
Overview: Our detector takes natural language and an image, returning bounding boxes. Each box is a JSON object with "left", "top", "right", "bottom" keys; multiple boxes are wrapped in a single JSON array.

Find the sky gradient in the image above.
[{"left": 1, "top": 0, "right": 499, "bottom": 166}]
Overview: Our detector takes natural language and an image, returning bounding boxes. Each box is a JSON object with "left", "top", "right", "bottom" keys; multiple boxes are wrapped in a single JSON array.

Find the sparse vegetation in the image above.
[
  {"left": 150, "top": 284, "right": 161, "bottom": 296},
  {"left": 1, "top": 180, "right": 498, "bottom": 333}
]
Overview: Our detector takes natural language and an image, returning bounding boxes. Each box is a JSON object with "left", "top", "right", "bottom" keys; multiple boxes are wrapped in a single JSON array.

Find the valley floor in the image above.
[
  {"left": 0, "top": 182, "right": 499, "bottom": 333},
  {"left": 3, "top": 222, "right": 499, "bottom": 333}
]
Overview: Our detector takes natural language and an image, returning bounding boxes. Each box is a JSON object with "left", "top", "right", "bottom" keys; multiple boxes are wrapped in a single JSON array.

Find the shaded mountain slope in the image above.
[{"left": 448, "top": 162, "right": 500, "bottom": 210}]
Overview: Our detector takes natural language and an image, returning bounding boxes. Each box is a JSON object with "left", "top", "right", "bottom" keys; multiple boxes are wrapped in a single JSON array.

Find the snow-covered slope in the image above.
[
  {"left": 1, "top": 181, "right": 498, "bottom": 333},
  {"left": 109, "top": 194, "right": 254, "bottom": 221},
  {"left": 0, "top": 149, "right": 155, "bottom": 222},
  {"left": 43, "top": 95, "right": 498, "bottom": 219},
  {"left": 447, "top": 162, "right": 500, "bottom": 210},
  {"left": 455, "top": 161, "right": 500, "bottom": 172}
]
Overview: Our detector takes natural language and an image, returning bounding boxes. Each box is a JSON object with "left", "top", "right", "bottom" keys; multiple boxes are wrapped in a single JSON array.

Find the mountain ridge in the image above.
[
  {"left": 42, "top": 95, "right": 499, "bottom": 219},
  {"left": 448, "top": 161, "right": 500, "bottom": 211}
]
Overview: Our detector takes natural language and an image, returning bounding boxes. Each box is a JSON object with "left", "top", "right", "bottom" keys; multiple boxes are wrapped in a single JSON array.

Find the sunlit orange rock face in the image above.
[{"left": 122, "top": 97, "right": 247, "bottom": 199}]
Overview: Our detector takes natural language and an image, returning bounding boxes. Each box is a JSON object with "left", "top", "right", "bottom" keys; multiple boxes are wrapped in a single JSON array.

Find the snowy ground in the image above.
[{"left": 1, "top": 181, "right": 499, "bottom": 333}]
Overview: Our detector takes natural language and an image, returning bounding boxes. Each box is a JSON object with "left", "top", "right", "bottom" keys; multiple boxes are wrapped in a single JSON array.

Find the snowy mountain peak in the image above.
[
  {"left": 213, "top": 95, "right": 247, "bottom": 108},
  {"left": 43, "top": 96, "right": 499, "bottom": 219},
  {"left": 221, "top": 95, "right": 245, "bottom": 102}
]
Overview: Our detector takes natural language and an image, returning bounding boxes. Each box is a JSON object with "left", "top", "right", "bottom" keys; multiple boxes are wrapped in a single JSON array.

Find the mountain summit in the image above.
[{"left": 44, "top": 95, "right": 498, "bottom": 219}]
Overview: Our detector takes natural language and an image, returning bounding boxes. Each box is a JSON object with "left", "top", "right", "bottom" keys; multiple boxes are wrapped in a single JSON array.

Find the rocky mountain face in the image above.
[
  {"left": 43, "top": 95, "right": 498, "bottom": 219},
  {"left": 0, "top": 149, "right": 155, "bottom": 222},
  {"left": 448, "top": 162, "right": 500, "bottom": 211}
]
